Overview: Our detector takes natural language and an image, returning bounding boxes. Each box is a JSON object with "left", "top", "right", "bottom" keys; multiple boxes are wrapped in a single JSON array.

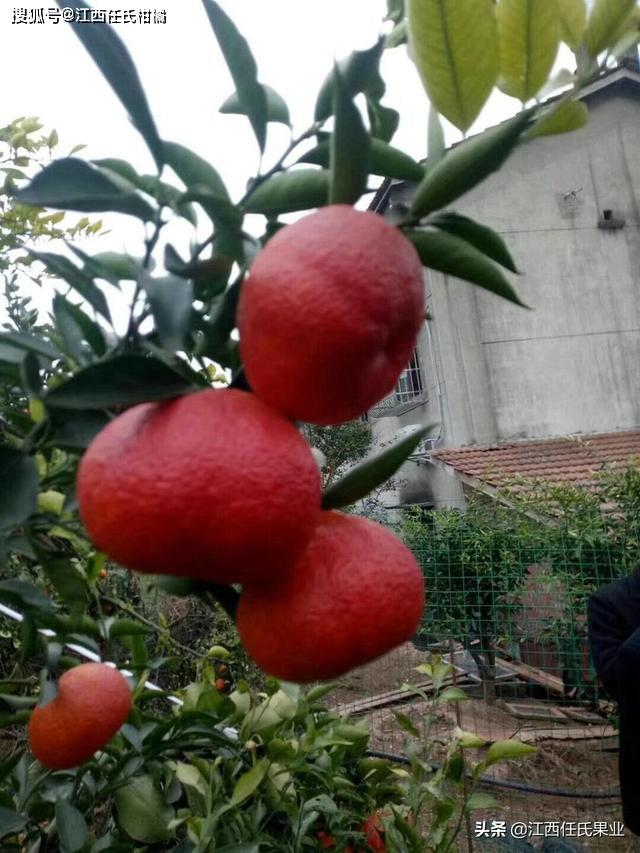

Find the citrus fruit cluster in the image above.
[{"left": 78, "top": 205, "right": 426, "bottom": 683}]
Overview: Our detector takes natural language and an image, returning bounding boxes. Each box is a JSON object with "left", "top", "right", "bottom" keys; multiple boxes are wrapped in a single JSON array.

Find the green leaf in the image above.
[
  {"left": 44, "top": 355, "right": 197, "bottom": 409},
  {"left": 436, "top": 686, "right": 469, "bottom": 703},
  {"left": 55, "top": 0, "right": 163, "bottom": 170},
  {"left": 244, "top": 170, "right": 330, "bottom": 216},
  {"left": 0, "top": 331, "right": 59, "bottom": 360},
  {"left": 0, "top": 579, "right": 54, "bottom": 615},
  {"left": 16, "top": 159, "right": 155, "bottom": 221},
  {"left": 230, "top": 758, "right": 269, "bottom": 806},
  {"left": 366, "top": 100, "right": 400, "bottom": 143},
  {"left": 47, "top": 410, "right": 111, "bottom": 450},
  {"left": 221, "top": 84, "right": 291, "bottom": 126},
  {"left": 85, "top": 251, "right": 141, "bottom": 284},
  {"left": 52, "top": 295, "right": 107, "bottom": 357},
  {"left": 201, "top": 0, "right": 268, "bottom": 152},
  {"left": 53, "top": 294, "right": 86, "bottom": 362},
  {"left": 92, "top": 157, "right": 141, "bottom": 186},
  {"left": 141, "top": 273, "right": 193, "bottom": 351},
  {"left": 109, "top": 618, "right": 151, "bottom": 638},
  {"left": 427, "top": 212, "right": 518, "bottom": 272},
  {"left": 179, "top": 187, "right": 244, "bottom": 259},
  {"left": 406, "top": 229, "right": 526, "bottom": 306},
  {"left": 114, "top": 774, "right": 173, "bottom": 843},
  {"left": 496, "top": 0, "right": 561, "bottom": 102},
  {"left": 0, "top": 448, "right": 38, "bottom": 530},
  {"left": 56, "top": 800, "right": 87, "bottom": 853},
  {"left": 42, "top": 559, "right": 88, "bottom": 616},
  {"left": 584, "top": 0, "right": 635, "bottom": 56},
  {"left": 526, "top": 99, "right": 588, "bottom": 138},
  {"left": 300, "top": 138, "right": 424, "bottom": 182},
  {"left": 315, "top": 39, "right": 385, "bottom": 121},
  {"left": 322, "top": 426, "right": 430, "bottom": 509},
  {"left": 485, "top": 739, "right": 536, "bottom": 766},
  {"left": 329, "top": 67, "right": 370, "bottom": 205},
  {"left": 410, "top": 109, "right": 532, "bottom": 217},
  {"left": 163, "top": 141, "right": 229, "bottom": 199},
  {"left": 407, "top": 0, "right": 498, "bottom": 132},
  {"left": 29, "top": 249, "right": 111, "bottom": 321},
  {"left": 427, "top": 107, "right": 446, "bottom": 166},
  {"left": 558, "top": 0, "right": 587, "bottom": 50},
  {"left": 465, "top": 792, "right": 501, "bottom": 811},
  {"left": 0, "top": 807, "right": 27, "bottom": 840},
  {"left": 393, "top": 712, "right": 421, "bottom": 738},
  {"left": 386, "top": 19, "right": 408, "bottom": 49}
]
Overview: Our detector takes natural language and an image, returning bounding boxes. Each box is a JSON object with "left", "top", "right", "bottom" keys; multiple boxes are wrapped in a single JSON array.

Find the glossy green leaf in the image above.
[
  {"left": 29, "top": 249, "right": 111, "bottom": 321},
  {"left": 527, "top": 99, "right": 588, "bottom": 138},
  {"left": 55, "top": 0, "right": 163, "bottom": 170},
  {"left": 300, "top": 138, "right": 424, "bottom": 182},
  {"left": 329, "top": 67, "right": 370, "bottom": 205},
  {"left": 0, "top": 807, "right": 27, "bottom": 840},
  {"left": 322, "top": 426, "right": 431, "bottom": 509},
  {"left": 386, "top": 0, "right": 405, "bottom": 23},
  {"left": 558, "top": 0, "right": 587, "bottom": 50},
  {"left": 47, "top": 410, "right": 111, "bottom": 450},
  {"left": 56, "top": 800, "right": 87, "bottom": 853},
  {"left": 0, "top": 580, "right": 54, "bottom": 616},
  {"left": 230, "top": 758, "right": 269, "bottom": 806},
  {"left": 86, "top": 251, "right": 141, "bottom": 284},
  {"left": 0, "top": 449, "right": 38, "bottom": 531},
  {"left": 410, "top": 109, "right": 532, "bottom": 217},
  {"left": 114, "top": 774, "right": 173, "bottom": 843},
  {"left": 201, "top": 280, "right": 243, "bottom": 364},
  {"left": 201, "top": 0, "right": 268, "bottom": 152},
  {"left": 92, "top": 157, "right": 141, "bottom": 186},
  {"left": 141, "top": 273, "right": 193, "bottom": 351},
  {"left": 584, "top": 0, "right": 635, "bottom": 56},
  {"left": 109, "top": 618, "right": 152, "bottom": 638},
  {"left": 16, "top": 159, "right": 155, "bottom": 221},
  {"left": 0, "top": 331, "right": 59, "bottom": 360},
  {"left": 366, "top": 99, "right": 400, "bottom": 143},
  {"left": 244, "top": 170, "right": 330, "bottom": 216},
  {"left": 497, "top": 0, "right": 561, "bottom": 102},
  {"left": 53, "top": 294, "right": 86, "bottom": 362},
  {"left": 221, "top": 84, "right": 291, "bottom": 126},
  {"left": 406, "top": 229, "right": 526, "bottom": 306},
  {"left": 52, "top": 295, "right": 107, "bottom": 357},
  {"left": 163, "top": 141, "right": 229, "bottom": 199},
  {"left": 427, "top": 107, "right": 446, "bottom": 166},
  {"left": 427, "top": 212, "right": 518, "bottom": 272},
  {"left": 408, "top": 0, "right": 498, "bottom": 132},
  {"left": 44, "top": 355, "right": 197, "bottom": 409},
  {"left": 485, "top": 739, "right": 536, "bottom": 765},
  {"left": 42, "top": 559, "right": 88, "bottom": 616},
  {"left": 315, "top": 39, "right": 385, "bottom": 121}
]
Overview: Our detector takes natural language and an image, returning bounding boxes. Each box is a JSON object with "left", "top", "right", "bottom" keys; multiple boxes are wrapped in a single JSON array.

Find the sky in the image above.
[{"left": 0, "top": 0, "right": 563, "bottom": 330}]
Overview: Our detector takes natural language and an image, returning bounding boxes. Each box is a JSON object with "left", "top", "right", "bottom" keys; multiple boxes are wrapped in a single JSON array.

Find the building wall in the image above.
[{"left": 372, "top": 77, "right": 640, "bottom": 509}]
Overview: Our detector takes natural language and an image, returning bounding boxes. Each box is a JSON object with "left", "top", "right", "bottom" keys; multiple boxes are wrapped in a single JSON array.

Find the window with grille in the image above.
[{"left": 370, "top": 348, "right": 426, "bottom": 416}]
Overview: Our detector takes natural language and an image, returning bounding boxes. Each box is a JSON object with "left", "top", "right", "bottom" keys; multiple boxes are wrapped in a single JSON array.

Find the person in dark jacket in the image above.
[{"left": 588, "top": 568, "right": 640, "bottom": 835}]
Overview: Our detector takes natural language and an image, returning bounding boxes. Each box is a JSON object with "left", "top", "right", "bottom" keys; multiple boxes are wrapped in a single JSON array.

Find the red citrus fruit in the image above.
[
  {"left": 214, "top": 677, "right": 227, "bottom": 691},
  {"left": 28, "top": 663, "right": 131, "bottom": 770},
  {"left": 77, "top": 388, "right": 321, "bottom": 585},
  {"left": 237, "top": 205, "right": 425, "bottom": 425},
  {"left": 362, "top": 813, "right": 387, "bottom": 851},
  {"left": 237, "top": 512, "right": 425, "bottom": 682}
]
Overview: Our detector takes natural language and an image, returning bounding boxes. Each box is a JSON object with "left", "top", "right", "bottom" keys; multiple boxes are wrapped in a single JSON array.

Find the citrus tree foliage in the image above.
[
  {"left": 0, "top": 0, "right": 637, "bottom": 848},
  {"left": 304, "top": 421, "right": 373, "bottom": 488}
]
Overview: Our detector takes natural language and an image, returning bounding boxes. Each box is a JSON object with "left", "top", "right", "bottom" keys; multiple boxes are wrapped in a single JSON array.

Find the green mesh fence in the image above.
[{"left": 331, "top": 516, "right": 633, "bottom": 851}]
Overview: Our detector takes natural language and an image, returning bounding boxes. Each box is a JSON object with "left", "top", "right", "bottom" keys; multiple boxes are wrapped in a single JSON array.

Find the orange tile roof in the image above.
[{"left": 432, "top": 430, "right": 640, "bottom": 488}]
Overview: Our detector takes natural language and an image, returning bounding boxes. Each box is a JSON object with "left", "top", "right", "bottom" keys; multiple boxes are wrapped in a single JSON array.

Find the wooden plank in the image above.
[
  {"left": 494, "top": 655, "right": 565, "bottom": 695},
  {"left": 561, "top": 707, "right": 607, "bottom": 725},
  {"left": 333, "top": 676, "right": 471, "bottom": 717},
  {"left": 499, "top": 701, "right": 567, "bottom": 722},
  {"left": 519, "top": 725, "right": 617, "bottom": 743}
]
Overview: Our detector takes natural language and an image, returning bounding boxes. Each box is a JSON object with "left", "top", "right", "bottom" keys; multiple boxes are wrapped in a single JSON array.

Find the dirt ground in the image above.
[{"left": 328, "top": 643, "right": 632, "bottom": 852}]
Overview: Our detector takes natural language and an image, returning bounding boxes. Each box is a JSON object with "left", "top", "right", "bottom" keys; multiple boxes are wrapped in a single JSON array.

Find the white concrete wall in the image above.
[{"left": 371, "top": 77, "right": 640, "bottom": 508}]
